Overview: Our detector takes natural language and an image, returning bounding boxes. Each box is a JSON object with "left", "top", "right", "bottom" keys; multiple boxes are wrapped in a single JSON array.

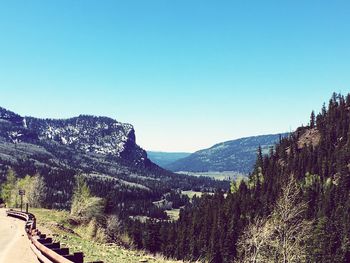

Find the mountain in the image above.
[
  {"left": 0, "top": 106, "right": 226, "bottom": 212},
  {"left": 130, "top": 93, "right": 350, "bottom": 263},
  {"left": 147, "top": 151, "right": 191, "bottom": 167},
  {"left": 165, "top": 133, "right": 288, "bottom": 174},
  {"left": 0, "top": 106, "right": 155, "bottom": 172}
]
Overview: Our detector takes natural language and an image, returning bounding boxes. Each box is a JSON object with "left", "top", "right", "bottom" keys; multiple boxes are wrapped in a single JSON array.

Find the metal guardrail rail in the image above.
[{"left": 6, "top": 209, "right": 103, "bottom": 263}]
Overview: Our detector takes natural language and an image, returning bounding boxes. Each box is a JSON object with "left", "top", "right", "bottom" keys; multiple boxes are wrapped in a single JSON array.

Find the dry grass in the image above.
[{"left": 30, "top": 208, "right": 184, "bottom": 263}]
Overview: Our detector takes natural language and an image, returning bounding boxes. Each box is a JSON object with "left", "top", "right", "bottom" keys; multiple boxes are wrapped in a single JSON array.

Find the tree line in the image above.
[
  {"left": 0, "top": 169, "right": 47, "bottom": 208},
  {"left": 125, "top": 93, "right": 350, "bottom": 263}
]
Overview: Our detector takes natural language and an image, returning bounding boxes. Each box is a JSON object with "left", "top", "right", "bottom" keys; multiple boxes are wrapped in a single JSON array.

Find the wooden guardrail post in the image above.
[
  {"left": 63, "top": 252, "right": 84, "bottom": 263},
  {"left": 52, "top": 247, "right": 69, "bottom": 255}
]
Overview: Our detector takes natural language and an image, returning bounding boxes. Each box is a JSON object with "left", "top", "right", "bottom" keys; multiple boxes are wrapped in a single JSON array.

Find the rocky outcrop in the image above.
[{"left": 0, "top": 107, "right": 147, "bottom": 166}]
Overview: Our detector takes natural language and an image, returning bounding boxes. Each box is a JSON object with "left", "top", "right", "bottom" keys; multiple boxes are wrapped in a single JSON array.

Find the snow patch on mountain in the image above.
[{"left": 0, "top": 107, "right": 147, "bottom": 165}]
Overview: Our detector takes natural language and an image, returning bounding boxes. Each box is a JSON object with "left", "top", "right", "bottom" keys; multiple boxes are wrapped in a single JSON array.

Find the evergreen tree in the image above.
[{"left": 310, "top": 110, "right": 316, "bottom": 128}]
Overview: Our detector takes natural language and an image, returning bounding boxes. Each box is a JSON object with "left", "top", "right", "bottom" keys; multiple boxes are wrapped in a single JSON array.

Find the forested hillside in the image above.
[
  {"left": 126, "top": 93, "right": 350, "bottom": 263},
  {"left": 165, "top": 133, "right": 287, "bottom": 174}
]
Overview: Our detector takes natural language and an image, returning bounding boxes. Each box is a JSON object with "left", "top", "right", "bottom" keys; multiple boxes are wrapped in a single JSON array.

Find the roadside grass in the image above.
[{"left": 30, "top": 208, "right": 182, "bottom": 263}]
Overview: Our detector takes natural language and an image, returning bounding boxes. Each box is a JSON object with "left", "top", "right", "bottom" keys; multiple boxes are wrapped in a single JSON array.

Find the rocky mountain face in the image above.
[
  {"left": 0, "top": 106, "right": 151, "bottom": 168},
  {"left": 165, "top": 133, "right": 289, "bottom": 174},
  {"left": 1, "top": 107, "right": 145, "bottom": 160}
]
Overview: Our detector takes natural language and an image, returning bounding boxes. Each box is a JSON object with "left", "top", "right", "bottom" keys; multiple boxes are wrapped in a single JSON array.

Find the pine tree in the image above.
[{"left": 310, "top": 110, "right": 316, "bottom": 128}]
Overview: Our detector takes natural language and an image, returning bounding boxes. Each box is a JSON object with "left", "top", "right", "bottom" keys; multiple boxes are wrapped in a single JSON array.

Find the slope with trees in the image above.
[
  {"left": 126, "top": 93, "right": 350, "bottom": 263},
  {"left": 165, "top": 133, "right": 288, "bottom": 174}
]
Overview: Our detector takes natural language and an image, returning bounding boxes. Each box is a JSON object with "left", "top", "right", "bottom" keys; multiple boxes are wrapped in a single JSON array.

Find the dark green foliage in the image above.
[{"left": 127, "top": 93, "right": 350, "bottom": 263}]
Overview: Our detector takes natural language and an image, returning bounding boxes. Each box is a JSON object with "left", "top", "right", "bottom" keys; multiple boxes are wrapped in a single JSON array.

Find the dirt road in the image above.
[{"left": 0, "top": 208, "right": 37, "bottom": 262}]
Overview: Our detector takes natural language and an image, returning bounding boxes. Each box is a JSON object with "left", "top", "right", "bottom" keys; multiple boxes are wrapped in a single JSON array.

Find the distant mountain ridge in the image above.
[
  {"left": 165, "top": 133, "right": 288, "bottom": 174},
  {"left": 147, "top": 151, "right": 191, "bottom": 167}
]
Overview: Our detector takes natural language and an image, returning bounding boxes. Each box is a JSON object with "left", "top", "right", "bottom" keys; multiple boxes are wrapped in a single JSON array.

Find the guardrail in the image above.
[{"left": 6, "top": 209, "right": 103, "bottom": 263}]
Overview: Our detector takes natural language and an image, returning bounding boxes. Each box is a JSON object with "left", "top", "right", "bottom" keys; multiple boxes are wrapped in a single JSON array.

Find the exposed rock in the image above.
[
  {"left": 297, "top": 128, "right": 321, "bottom": 149},
  {"left": 0, "top": 106, "right": 149, "bottom": 168}
]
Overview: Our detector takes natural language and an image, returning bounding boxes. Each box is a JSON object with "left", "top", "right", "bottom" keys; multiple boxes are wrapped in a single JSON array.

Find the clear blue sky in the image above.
[{"left": 0, "top": 1, "right": 349, "bottom": 152}]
